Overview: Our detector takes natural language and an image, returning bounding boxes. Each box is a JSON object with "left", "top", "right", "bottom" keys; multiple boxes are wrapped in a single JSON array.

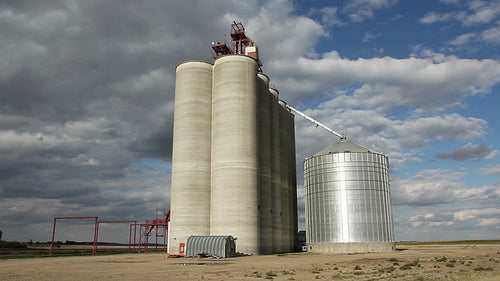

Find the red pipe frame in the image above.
[
  {"left": 134, "top": 222, "right": 168, "bottom": 253},
  {"left": 95, "top": 220, "right": 137, "bottom": 253},
  {"left": 50, "top": 216, "right": 98, "bottom": 255},
  {"left": 50, "top": 217, "right": 138, "bottom": 256}
]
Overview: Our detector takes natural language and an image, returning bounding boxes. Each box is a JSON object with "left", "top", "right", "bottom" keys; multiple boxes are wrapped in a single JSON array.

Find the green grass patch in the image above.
[
  {"left": 266, "top": 270, "right": 277, "bottom": 277},
  {"left": 378, "top": 266, "right": 395, "bottom": 273},
  {"left": 281, "top": 269, "right": 295, "bottom": 275},
  {"left": 474, "top": 266, "right": 493, "bottom": 271},
  {"left": 400, "top": 259, "right": 420, "bottom": 270},
  {"left": 0, "top": 240, "right": 28, "bottom": 249},
  {"left": 252, "top": 271, "right": 262, "bottom": 278},
  {"left": 435, "top": 256, "right": 447, "bottom": 262},
  {"left": 311, "top": 265, "right": 323, "bottom": 274}
]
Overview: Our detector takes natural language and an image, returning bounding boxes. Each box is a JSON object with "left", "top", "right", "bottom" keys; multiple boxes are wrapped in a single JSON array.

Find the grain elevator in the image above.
[
  {"left": 168, "top": 22, "right": 297, "bottom": 255},
  {"left": 168, "top": 21, "right": 395, "bottom": 256}
]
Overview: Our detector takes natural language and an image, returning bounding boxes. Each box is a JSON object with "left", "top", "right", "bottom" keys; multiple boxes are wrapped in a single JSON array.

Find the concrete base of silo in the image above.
[{"left": 307, "top": 242, "right": 395, "bottom": 254}]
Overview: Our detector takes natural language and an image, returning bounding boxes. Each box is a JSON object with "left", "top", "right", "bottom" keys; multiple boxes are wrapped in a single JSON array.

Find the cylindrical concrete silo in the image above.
[
  {"left": 211, "top": 55, "right": 260, "bottom": 255},
  {"left": 304, "top": 138, "right": 395, "bottom": 253},
  {"left": 269, "top": 88, "right": 282, "bottom": 253},
  {"left": 257, "top": 73, "right": 273, "bottom": 254},
  {"left": 278, "top": 100, "right": 290, "bottom": 252},
  {"left": 287, "top": 111, "right": 298, "bottom": 251},
  {"left": 168, "top": 61, "right": 213, "bottom": 254}
]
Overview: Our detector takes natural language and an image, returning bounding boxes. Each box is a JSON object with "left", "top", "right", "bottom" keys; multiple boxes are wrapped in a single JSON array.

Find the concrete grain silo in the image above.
[
  {"left": 257, "top": 73, "right": 273, "bottom": 254},
  {"left": 304, "top": 138, "right": 395, "bottom": 253},
  {"left": 269, "top": 88, "right": 282, "bottom": 253},
  {"left": 210, "top": 55, "right": 260, "bottom": 254},
  {"left": 287, "top": 110, "right": 298, "bottom": 251},
  {"left": 168, "top": 62, "right": 213, "bottom": 254},
  {"left": 278, "top": 100, "right": 290, "bottom": 252},
  {"left": 279, "top": 100, "right": 298, "bottom": 253},
  {"left": 169, "top": 22, "right": 297, "bottom": 255}
]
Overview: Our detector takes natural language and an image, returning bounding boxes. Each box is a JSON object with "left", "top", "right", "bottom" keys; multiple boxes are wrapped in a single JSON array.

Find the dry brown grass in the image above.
[{"left": 0, "top": 242, "right": 499, "bottom": 280}]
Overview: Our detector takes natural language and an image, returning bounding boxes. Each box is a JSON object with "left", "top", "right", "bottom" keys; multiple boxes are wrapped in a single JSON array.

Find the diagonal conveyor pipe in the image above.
[{"left": 286, "top": 105, "right": 344, "bottom": 139}]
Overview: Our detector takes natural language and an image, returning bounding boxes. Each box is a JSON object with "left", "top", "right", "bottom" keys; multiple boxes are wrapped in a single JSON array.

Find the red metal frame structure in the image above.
[
  {"left": 230, "top": 21, "right": 254, "bottom": 55},
  {"left": 211, "top": 40, "right": 232, "bottom": 58},
  {"left": 50, "top": 209, "right": 170, "bottom": 255},
  {"left": 50, "top": 216, "right": 98, "bottom": 255},
  {"left": 211, "top": 21, "right": 262, "bottom": 68},
  {"left": 95, "top": 220, "right": 137, "bottom": 253},
  {"left": 135, "top": 209, "right": 170, "bottom": 252}
]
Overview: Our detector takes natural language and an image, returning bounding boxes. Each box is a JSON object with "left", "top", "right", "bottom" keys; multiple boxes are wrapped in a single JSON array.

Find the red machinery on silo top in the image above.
[{"left": 211, "top": 21, "right": 262, "bottom": 68}]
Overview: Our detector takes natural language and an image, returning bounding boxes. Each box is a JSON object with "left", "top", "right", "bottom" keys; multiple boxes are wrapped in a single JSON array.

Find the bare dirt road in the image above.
[{"left": 1, "top": 243, "right": 499, "bottom": 280}]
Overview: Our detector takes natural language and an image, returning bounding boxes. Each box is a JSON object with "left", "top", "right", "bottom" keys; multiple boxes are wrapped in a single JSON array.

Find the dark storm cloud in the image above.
[
  {"left": 435, "top": 143, "right": 498, "bottom": 161},
  {"left": 0, "top": 139, "right": 129, "bottom": 199},
  {"left": 0, "top": 68, "right": 48, "bottom": 113},
  {"left": 0, "top": 0, "right": 251, "bottom": 241},
  {"left": 0, "top": 0, "right": 232, "bottom": 154},
  {"left": 128, "top": 120, "right": 174, "bottom": 160}
]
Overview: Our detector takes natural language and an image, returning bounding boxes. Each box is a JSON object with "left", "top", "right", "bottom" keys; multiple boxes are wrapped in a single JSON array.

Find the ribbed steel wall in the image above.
[
  {"left": 304, "top": 141, "right": 394, "bottom": 249},
  {"left": 169, "top": 55, "right": 297, "bottom": 255},
  {"left": 168, "top": 62, "right": 213, "bottom": 254}
]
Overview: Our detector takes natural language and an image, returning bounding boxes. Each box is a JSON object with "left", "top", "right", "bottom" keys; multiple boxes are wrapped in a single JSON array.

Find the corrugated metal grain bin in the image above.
[
  {"left": 304, "top": 138, "right": 395, "bottom": 253},
  {"left": 186, "top": 235, "right": 236, "bottom": 258}
]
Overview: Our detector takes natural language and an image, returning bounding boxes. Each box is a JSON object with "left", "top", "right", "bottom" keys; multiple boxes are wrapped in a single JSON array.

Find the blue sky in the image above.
[
  {"left": 0, "top": 0, "right": 498, "bottom": 243},
  {"left": 279, "top": 0, "right": 500, "bottom": 241}
]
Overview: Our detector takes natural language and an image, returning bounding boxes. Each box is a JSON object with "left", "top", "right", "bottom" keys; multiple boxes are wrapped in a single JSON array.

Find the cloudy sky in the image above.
[{"left": 1, "top": 0, "right": 499, "bottom": 243}]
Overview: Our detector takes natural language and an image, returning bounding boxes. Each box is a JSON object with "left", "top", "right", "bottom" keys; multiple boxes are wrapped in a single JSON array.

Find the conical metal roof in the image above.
[{"left": 315, "top": 138, "right": 373, "bottom": 156}]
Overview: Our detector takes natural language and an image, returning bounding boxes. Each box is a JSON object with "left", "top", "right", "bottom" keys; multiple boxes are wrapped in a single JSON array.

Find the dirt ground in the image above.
[{"left": 1, "top": 244, "right": 499, "bottom": 280}]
